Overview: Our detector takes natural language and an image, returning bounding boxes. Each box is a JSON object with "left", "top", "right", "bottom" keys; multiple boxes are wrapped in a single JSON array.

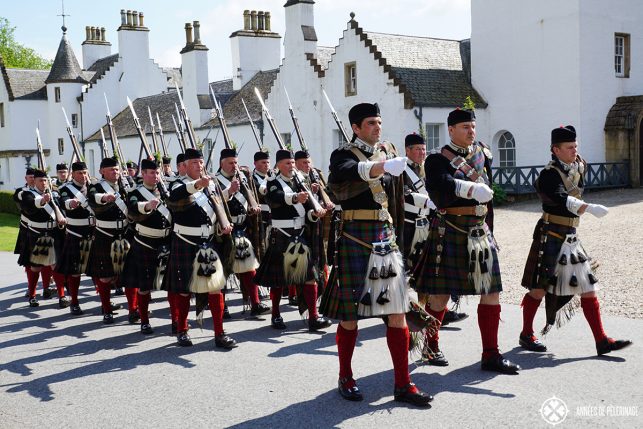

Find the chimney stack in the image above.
[
  {"left": 180, "top": 20, "right": 209, "bottom": 126},
  {"left": 82, "top": 22, "right": 111, "bottom": 68}
]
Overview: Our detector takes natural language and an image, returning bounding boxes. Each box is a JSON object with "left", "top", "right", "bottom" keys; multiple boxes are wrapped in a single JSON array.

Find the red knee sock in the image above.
[
  {"left": 425, "top": 305, "right": 446, "bottom": 351},
  {"left": 303, "top": 283, "right": 319, "bottom": 320},
  {"left": 239, "top": 271, "right": 260, "bottom": 306},
  {"left": 288, "top": 285, "right": 297, "bottom": 298},
  {"left": 270, "top": 287, "right": 282, "bottom": 318},
  {"left": 40, "top": 266, "right": 52, "bottom": 290},
  {"left": 167, "top": 292, "right": 177, "bottom": 322},
  {"left": 125, "top": 287, "right": 139, "bottom": 313},
  {"left": 26, "top": 268, "right": 39, "bottom": 298},
  {"left": 521, "top": 293, "right": 541, "bottom": 337},
  {"left": 336, "top": 324, "right": 358, "bottom": 380},
  {"left": 68, "top": 276, "right": 81, "bottom": 305},
  {"left": 581, "top": 297, "right": 608, "bottom": 343},
  {"left": 386, "top": 326, "right": 412, "bottom": 389},
  {"left": 52, "top": 271, "right": 66, "bottom": 297},
  {"left": 478, "top": 304, "right": 501, "bottom": 360},
  {"left": 208, "top": 293, "right": 225, "bottom": 336},
  {"left": 95, "top": 279, "right": 112, "bottom": 314},
  {"left": 176, "top": 294, "right": 190, "bottom": 333},
  {"left": 138, "top": 292, "right": 151, "bottom": 324}
]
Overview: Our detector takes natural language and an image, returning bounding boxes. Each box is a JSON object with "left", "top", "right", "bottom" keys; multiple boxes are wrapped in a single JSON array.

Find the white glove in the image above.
[
  {"left": 565, "top": 196, "right": 584, "bottom": 215},
  {"left": 585, "top": 203, "right": 609, "bottom": 218},
  {"left": 426, "top": 199, "right": 437, "bottom": 210},
  {"left": 383, "top": 157, "right": 407, "bottom": 177},
  {"left": 471, "top": 183, "right": 493, "bottom": 203}
]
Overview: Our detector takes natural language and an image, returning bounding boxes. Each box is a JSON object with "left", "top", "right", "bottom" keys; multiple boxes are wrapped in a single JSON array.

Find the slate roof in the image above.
[
  {"left": 87, "top": 54, "right": 118, "bottom": 83},
  {"left": 2, "top": 68, "right": 49, "bottom": 100},
  {"left": 45, "top": 33, "right": 88, "bottom": 84}
]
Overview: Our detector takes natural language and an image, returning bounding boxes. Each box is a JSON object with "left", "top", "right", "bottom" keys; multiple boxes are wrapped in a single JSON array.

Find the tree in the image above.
[{"left": 0, "top": 17, "right": 52, "bottom": 70}]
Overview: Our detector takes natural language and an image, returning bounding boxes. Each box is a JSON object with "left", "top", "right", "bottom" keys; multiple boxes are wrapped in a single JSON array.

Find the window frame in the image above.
[
  {"left": 497, "top": 131, "right": 516, "bottom": 168},
  {"left": 71, "top": 113, "right": 78, "bottom": 128},
  {"left": 424, "top": 123, "right": 441, "bottom": 150},
  {"left": 54, "top": 87, "right": 61, "bottom": 103},
  {"left": 615, "top": 33, "right": 630, "bottom": 78},
  {"left": 58, "top": 138, "right": 64, "bottom": 155},
  {"left": 344, "top": 62, "right": 357, "bottom": 97},
  {"left": 0, "top": 102, "right": 4, "bottom": 127}
]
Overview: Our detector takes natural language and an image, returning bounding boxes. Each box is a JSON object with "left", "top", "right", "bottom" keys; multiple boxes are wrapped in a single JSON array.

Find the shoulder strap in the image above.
[
  {"left": 545, "top": 161, "right": 582, "bottom": 198},
  {"left": 349, "top": 147, "right": 392, "bottom": 222},
  {"left": 440, "top": 147, "right": 482, "bottom": 183}
]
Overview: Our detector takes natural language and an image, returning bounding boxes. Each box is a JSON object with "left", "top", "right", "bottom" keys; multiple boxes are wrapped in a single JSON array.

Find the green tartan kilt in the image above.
[
  {"left": 412, "top": 214, "right": 502, "bottom": 296},
  {"left": 321, "top": 220, "right": 399, "bottom": 321}
]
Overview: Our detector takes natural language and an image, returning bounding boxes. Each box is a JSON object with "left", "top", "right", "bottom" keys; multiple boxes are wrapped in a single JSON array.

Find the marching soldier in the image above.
[
  {"left": 216, "top": 148, "right": 270, "bottom": 317},
  {"left": 162, "top": 156, "right": 175, "bottom": 178},
  {"left": 18, "top": 169, "right": 67, "bottom": 307},
  {"left": 165, "top": 148, "right": 236, "bottom": 349},
  {"left": 55, "top": 161, "right": 94, "bottom": 315},
  {"left": 323, "top": 103, "right": 432, "bottom": 406},
  {"left": 87, "top": 157, "right": 131, "bottom": 324},
  {"left": 14, "top": 168, "right": 36, "bottom": 294},
  {"left": 122, "top": 158, "right": 172, "bottom": 335},
  {"left": 52, "top": 163, "right": 69, "bottom": 189},
  {"left": 519, "top": 125, "right": 632, "bottom": 355},
  {"left": 413, "top": 108, "right": 520, "bottom": 373},
  {"left": 126, "top": 161, "right": 140, "bottom": 187},
  {"left": 254, "top": 149, "right": 331, "bottom": 332},
  {"left": 251, "top": 150, "right": 272, "bottom": 261}
]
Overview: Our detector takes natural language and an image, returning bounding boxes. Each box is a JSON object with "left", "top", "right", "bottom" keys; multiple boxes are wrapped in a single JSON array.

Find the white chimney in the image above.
[
  {"left": 230, "top": 10, "right": 281, "bottom": 90},
  {"left": 181, "top": 21, "right": 210, "bottom": 125},
  {"left": 284, "top": 0, "right": 317, "bottom": 61},
  {"left": 81, "top": 25, "right": 111, "bottom": 69}
]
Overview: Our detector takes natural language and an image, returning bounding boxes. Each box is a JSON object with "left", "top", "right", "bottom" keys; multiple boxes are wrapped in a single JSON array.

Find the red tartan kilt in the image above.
[
  {"left": 55, "top": 227, "right": 92, "bottom": 275},
  {"left": 121, "top": 236, "right": 168, "bottom": 291}
]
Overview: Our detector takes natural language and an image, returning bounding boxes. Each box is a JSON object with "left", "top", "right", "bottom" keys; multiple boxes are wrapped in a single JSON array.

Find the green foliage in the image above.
[
  {"left": 0, "top": 190, "right": 19, "bottom": 215},
  {"left": 492, "top": 183, "right": 507, "bottom": 206},
  {"left": 0, "top": 17, "right": 52, "bottom": 70},
  {"left": 463, "top": 96, "right": 476, "bottom": 111},
  {"left": 0, "top": 212, "right": 19, "bottom": 252}
]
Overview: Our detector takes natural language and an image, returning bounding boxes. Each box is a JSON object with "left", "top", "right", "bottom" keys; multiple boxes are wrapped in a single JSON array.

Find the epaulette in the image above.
[
  {"left": 477, "top": 141, "right": 493, "bottom": 161},
  {"left": 428, "top": 147, "right": 442, "bottom": 155}
]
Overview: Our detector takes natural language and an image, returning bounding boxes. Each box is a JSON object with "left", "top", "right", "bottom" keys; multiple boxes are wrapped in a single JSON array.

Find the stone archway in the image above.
[{"left": 604, "top": 95, "right": 643, "bottom": 187}]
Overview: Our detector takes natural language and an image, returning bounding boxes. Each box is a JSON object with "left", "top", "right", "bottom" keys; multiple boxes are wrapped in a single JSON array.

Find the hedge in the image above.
[{"left": 0, "top": 190, "right": 20, "bottom": 215}]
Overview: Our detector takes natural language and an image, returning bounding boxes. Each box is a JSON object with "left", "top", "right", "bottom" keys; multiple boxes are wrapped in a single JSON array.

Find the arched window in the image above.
[{"left": 497, "top": 131, "right": 516, "bottom": 167}]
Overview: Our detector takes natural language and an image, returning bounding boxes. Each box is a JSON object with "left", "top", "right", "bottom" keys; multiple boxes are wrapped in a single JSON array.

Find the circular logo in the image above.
[{"left": 541, "top": 396, "right": 569, "bottom": 426}]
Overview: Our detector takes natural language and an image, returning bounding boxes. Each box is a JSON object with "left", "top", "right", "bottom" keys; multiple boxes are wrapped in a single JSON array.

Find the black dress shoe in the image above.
[
  {"left": 171, "top": 321, "right": 178, "bottom": 335},
  {"left": 481, "top": 354, "right": 521, "bottom": 374},
  {"left": 103, "top": 313, "right": 114, "bottom": 324},
  {"left": 69, "top": 304, "right": 83, "bottom": 315},
  {"left": 141, "top": 323, "right": 154, "bottom": 335},
  {"left": 442, "top": 310, "right": 468, "bottom": 327},
  {"left": 288, "top": 296, "right": 298, "bottom": 306},
  {"left": 393, "top": 383, "right": 433, "bottom": 406},
  {"left": 596, "top": 338, "right": 632, "bottom": 356},
  {"left": 223, "top": 305, "right": 232, "bottom": 320},
  {"left": 519, "top": 334, "right": 547, "bottom": 352},
  {"left": 177, "top": 332, "right": 193, "bottom": 347},
  {"left": 422, "top": 350, "right": 449, "bottom": 366},
  {"left": 250, "top": 302, "right": 271, "bottom": 317},
  {"left": 28, "top": 298, "right": 40, "bottom": 308},
  {"left": 114, "top": 286, "right": 125, "bottom": 296},
  {"left": 128, "top": 310, "right": 141, "bottom": 324},
  {"left": 338, "top": 378, "right": 363, "bottom": 402},
  {"left": 58, "top": 297, "right": 71, "bottom": 309},
  {"left": 271, "top": 316, "right": 287, "bottom": 330},
  {"left": 215, "top": 334, "right": 238, "bottom": 349},
  {"left": 309, "top": 317, "right": 332, "bottom": 332},
  {"left": 101, "top": 302, "right": 122, "bottom": 315},
  {"left": 42, "top": 288, "right": 52, "bottom": 299}
]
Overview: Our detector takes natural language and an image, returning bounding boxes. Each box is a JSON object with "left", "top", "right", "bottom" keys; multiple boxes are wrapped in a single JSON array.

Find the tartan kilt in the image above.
[
  {"left": 165, "top": 233, "right": 223, "bottom": 294},
  {"left": 254, "top": 227, "right": 316, "bottom": 288},
  {"left": 55, "top": 226, "right": 93, "bottom": 275},
  {"left": 86, "top": 228, "right": 125, "bottom": 278},
  {"left": 17, "top": 226, "right": 62, "bottom": 267},
  {"left": 121, "top": 236, "right": 168, "bottom": 291},
  {"left": 321, "top": 220, "right": 400, "bottom": 321},
  {"left": 14, "top": 223, "right": 26, "bottom": 255},
  {"left": 521, "top": 220, "right": 579, "bottom": 290},
  {"left": 412, "top": 214, "right": 502, "bottom": 296}
]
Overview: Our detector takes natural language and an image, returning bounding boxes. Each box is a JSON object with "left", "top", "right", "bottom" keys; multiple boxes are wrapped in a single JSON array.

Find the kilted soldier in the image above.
[
  {"left": 165, "top": 152, "right": 186, "bottom": 333},
  {"left": 252, "top": 150, "right": 272, "bottom": 260},
  {"left": 216, "top": 148, "right": 270, "bottom": 317},
  {"left": 126, "top": 161, "right": 140, "bottom": 187},
  {"left": 519, "top": 125, "right": 632, "bottom": 356},
  {"left": 254, "top": 149, "right": 332, "bottom": 332},
  {"left": 121, "top": 158, "right": 172, "bottom": 335},
  {"left": 14, "top": 168, "right": 36, "bottom": 293},
  {"left": 165, "top": 148, "right": 236, "bottom": 348},
  {"left": 162, "top": 156, "right": 175, "bottom": 178},
  {"left": 52, "top": 163, "right": 69, "bottom": 189},
  {"left": 323, "top": 103, "right": 432, "bottom": 406},
  {"left": 18, "top": 169, "right": 67, "bottom": 307},
  {"left": 87, "top": 157, "right": 131, "bottom": 324},
  {"left": 55, "top": 161, "right": 94, "bottom": 315},
  {"left": 412, "top": 108, "right": 520, "bottom": 374}
]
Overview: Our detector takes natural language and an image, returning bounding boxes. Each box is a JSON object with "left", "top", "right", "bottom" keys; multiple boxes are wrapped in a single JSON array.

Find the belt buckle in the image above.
[
  {"left": 378, "top": 209, "right": 388, "bottom": 221},
  {"left": 372, "top": 240, "right": 393, "bottom": 256},
  {"left": 415, "top": 217, "right": 428, "bottom": 228},
  {"left": 88, "top": 215, "right": 96, "bottom": 227},
  {"left": 474, "top": 205, "right": 486, "bottom": 216}
]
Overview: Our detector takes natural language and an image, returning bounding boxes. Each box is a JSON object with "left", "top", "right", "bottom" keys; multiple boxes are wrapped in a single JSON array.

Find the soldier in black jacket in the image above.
[{"left": 519, "top": 125, "right": 631, "bottom": 356}]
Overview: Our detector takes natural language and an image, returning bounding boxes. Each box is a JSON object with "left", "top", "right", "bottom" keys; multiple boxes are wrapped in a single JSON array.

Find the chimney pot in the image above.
[
  {"left": 127, "top": 10, "right": 133, "bottom": 26},
  {"left": 184, "top": 23, "right": 193, "bottom": 45},
  {"left": 193, "top": 21, "right": 201, "bottom": 44},
  {"left": 132, "top": 11, "right": 139, "bottom": 26},
  {"left": 101, "top": 27, "right": 106, "bottom": 42},
  {"left": 250, "top": 10, "right": 257, "bottom": 31},
  {"left": 139, "top": 12, "right": 145, "bottom": 27},
  {"left": 90, "top": 26, "right": 96, "bottom": 41},
  {"left": 265, "top": 12, "right": 272, "bottom": 32},
  {"left": 257, "top": 11, "right": 265, "bottom": 31},
  {"left": 85, "top": 26, "right": 91, "bottom": 41},
  {"left": 243, "top": 10, "right": 250, "bottom": 31},
  {"left": 120, "top": 9, "right": 127, "bottom": 25}
]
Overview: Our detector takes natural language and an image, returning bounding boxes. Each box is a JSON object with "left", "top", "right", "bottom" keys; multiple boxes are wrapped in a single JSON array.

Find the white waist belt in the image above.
[
  {"left": 95, "top": 219, "right": 128, "bottom": 229},
  {"left": 25, "top": 219, "right": 51, "bottom": 229},
  {"left": 260, "top": 204, "right": 270, "bottom": 212},
  {"left": 173, "top": 223, "right": 214, "bottom": 237},
  {"left": 66, "top": 217, "right": 92, "bottom": 226},
  {"left": 230, "top": 214, "right": 247, "bottom": 224},
  {"left": 272, "top": 217, "right": 305, "bottom": 230},
  {"left": 136, "top": 224, "right": 169, "bottom": 238},
  {"left": 404, "top": 202, "right": 431, "bottom": 216}
]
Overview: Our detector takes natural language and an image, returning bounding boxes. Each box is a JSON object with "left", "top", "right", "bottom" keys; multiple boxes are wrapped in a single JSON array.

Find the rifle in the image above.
[
  {"left": 156, "top": 112, "right": 169, "bottom": 157},
  {"left": 61, "top": 107, "right": 84, "bottom": 165},
  {"left": 99, "top": 128, "right": 109, "bottom": 160},
  {"left": 147, "top": 106, "right": 161, "bottom": 157},
  {"left": 171, "top": 113, "right": 187, "bottom": 153},
  {"left": 104, "top": 95, "right": 132, "bottom": 190},
  {"left": 35, "top": 126, "right": 66, "bottom": 224},
  {"left": 210, "top": 88, "right": 260, "bottom": 212},
  {"left": 241, "top": 98, "right": 264, "bottom": 151},
  {"left": 254, "top": 87, "right": 323, "bottom": 213},
  {"left": 322, "top": 88, "right": 351, "bottom": 144},
  {"left": 175, "top": 84, "right": 231, "bottom": 231},
  {"left": 284, "top": 87, "right": 333, "bottom": 208}
]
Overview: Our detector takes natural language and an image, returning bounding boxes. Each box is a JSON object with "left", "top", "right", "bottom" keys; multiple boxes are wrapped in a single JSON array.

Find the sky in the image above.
[{"left": 3, "top": 0, "right": 471, "bottom": 81}]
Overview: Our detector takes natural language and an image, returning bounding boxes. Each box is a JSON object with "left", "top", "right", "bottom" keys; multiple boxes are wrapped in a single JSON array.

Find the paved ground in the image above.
[{"left": 1, "top": 189, "right": 642, "bottom": 428}]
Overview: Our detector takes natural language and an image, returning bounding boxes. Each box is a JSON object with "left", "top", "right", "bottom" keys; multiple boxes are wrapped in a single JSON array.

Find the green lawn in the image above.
[{"left": 0, "top": 212, "right": 20, "bottom": 252}]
